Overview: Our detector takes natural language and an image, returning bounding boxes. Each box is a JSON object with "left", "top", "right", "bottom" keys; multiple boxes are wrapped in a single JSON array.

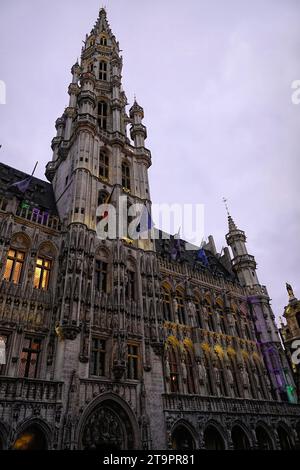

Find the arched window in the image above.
[
  {"left": 99, "top": 61, "right": 107, "bottom": 80},
  {"left": 122, "top": 162, "right": 131, "bottom": 191},
  {"left": 162, "top": 286, "right": 172, "bottom": 321},
  {"left": 176, "top": 290, "right": 185, "bottom": 324},
  {"left": 98, "top": 101, "right": 107, "bottom": 129},
  {"left": 3, "top": 248, "right": 25, "bottom": 284},
  {"left": 168, "top": 346, "right": 179, "bottom": 393},
  {"left": 98, "top": 190, "right": 109, "bottom": 206},
  {"left": 33, "top": 256, "right": 52, "bottom": 290},
  {"left": 99, "top": 150, "right": 109, "bottom": 179},
  {"left": 185, "top": 347, "right": 196, "bottom": 394},
  {"left": 100, "top": 36, "right": 107, "bottom": 46}
]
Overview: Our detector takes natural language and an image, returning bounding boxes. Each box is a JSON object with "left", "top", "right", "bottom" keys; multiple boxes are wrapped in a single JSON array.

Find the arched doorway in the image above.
[
  {"left": 13, "top": 425, "right": 48, "bottom": 450},
  {"left": 256, "top": 426, "right": 274, "bottom": 450},
  {"left": 172, "top": 425, "right": 195, "bottom": 450},
  {"left": 231, "top": 425, "right": 251, "bottom": 450},
  {"left": 204, "top": 425, "right": 225, "bottom": 450},
  {"left": 277, "top": 426, "right": 294, "bottom": 450},
  {"left": 81, "top": 399, "right": 137, "bottom": 450}
]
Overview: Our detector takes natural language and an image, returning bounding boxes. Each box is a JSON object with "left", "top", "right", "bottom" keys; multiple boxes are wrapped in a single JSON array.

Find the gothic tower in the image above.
[
  {"left": 225, "top": 213, "right": 296, "bottom": 402},
  {"left": 44, "top": 8, "right": 160, "bottom": 448}
]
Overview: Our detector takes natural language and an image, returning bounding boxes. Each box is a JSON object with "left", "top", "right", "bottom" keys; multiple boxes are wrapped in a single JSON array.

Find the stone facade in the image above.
[{"left": 0, "top": 8, "right": 299, "bottom": 451}]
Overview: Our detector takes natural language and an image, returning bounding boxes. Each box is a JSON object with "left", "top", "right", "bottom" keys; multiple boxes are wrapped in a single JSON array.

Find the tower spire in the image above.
[{"left": 222, "top": 197, "right": 237, "bottom": 232}]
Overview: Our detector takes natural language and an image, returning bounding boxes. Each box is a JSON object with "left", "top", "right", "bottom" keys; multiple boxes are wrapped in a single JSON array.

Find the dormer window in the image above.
[
  {"left": 99, "top": 61, "right": 107, "bottom": 81},
  {"left": 100, "top": 36, "right": 107, "bottom": 46}
]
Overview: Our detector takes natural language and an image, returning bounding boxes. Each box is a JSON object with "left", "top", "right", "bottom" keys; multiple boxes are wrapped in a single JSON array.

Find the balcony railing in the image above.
[
  {"left": 15, "top": 205, "right": 61, "bottom": 230},
  {"left": 0, "top": 377, "right": 63, "bottom": 402},
  {"left": 162, "top": 393, "right": 300, "bottom": 417}
]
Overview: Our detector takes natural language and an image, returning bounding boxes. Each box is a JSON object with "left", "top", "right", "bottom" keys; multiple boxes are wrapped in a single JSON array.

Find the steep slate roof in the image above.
[
  {"left": 0, "top": 162, "right": 58, "bottom": 215},
  {"left": 155, "top": 230, "right": 238, "bottom": 283}
]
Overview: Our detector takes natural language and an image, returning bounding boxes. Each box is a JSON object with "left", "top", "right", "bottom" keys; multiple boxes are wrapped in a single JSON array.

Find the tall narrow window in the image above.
[
  {"left": 207, "top": 312, "right": 214, "bottom": 331},
  {"left": 127, "top": 344, "right": 138, "bottom": 379},
  {"left": 162, "top": 287, "right": 172, "bottom": 321},
  {"left": 168, "top": 346, "right": 179, "bottom": 393},
  {"left": 219, "top": 314, "right": 226, "bottom": 334},
  {"left": 19, "top": 337, "right": 41, "bottom": 378},
  {"left": 95, "top": 260, "right": 108, "bottom": 292},
  {"left": 229, "top": 356, "right": 241, "bottom": 397},
  {"left": 3, "top": 249, "right": 25, "bottom": 284},
  {"left": 176, "top": 290, "right": 185, "bottom": 324},
  {"left": 122, "top": 162, "right": 131, "bottom": 191},
  {"left": 99, "top": 151, "right": 109, "bottom": 179},
  {"left": 34, "top": 257, "right": 52, "bottom": 290},
  {"left": 126, "top": 270, "right": 136, "bottom": 300},
  {"left": 99, "top": 61, "right": 107, "bottom": 80},
  {"left": 100, "top": 36, "right": 107, "bottom": 46},
  {"left": 185, "top": 348, "right": 196, "bottom": 394},
  {"left": 91, "top": 338, "right": 106, "bottom": 376},
  {"left": 0, "top": 334, "right": 9, "bottom": 375},
  {"left": 98, "top": 101, "right": 107, "bottom": 129},
  {"left": 218, "top": 358, "right": 227, "bottom": 396}
]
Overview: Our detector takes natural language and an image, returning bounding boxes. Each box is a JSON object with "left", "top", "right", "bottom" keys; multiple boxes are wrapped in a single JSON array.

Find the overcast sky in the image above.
[{"left": 0, "top": 0, "right": 299, "bottom": 321}]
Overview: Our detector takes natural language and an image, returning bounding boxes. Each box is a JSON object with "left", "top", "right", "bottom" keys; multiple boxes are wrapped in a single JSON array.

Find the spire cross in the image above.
[{"left": 222, "top": 197, "right": 230, "bottom": 217}]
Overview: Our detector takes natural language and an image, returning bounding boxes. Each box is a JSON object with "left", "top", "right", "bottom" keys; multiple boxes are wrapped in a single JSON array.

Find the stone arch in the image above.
[
  {"left": 37, "top": 240, "right": 58, "bottom": 257},
  {"left": 77, "top": 392, "right": 140, "bottom": 450},
  {"left": 255, "top": 422, "right": 275, "bottom": 450},
  {"left": 170, "top": 420, "right": 197, "bottom": 450},
  {"left": 277, "top": 422, "right": 294, "bottom": 450},
  {"left": 203, "top": 421, "right": 227, "bottom": 450},
  {"left": 231, "top": 422, "right": 252, "bottom": 450},
  {"left": 10, "top": 232, "right": 31, "bottom": 250},
  {"left": 12, "top": 418, "right": 52, "bottom": 450}
]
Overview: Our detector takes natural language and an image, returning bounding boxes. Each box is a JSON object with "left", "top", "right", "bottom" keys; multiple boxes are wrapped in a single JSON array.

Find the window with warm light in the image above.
[
  {"left": 34, "top": 257, "right": 52, "bottom": 290},
  {"left": 3, "top": 249, "right": 25, "bottom": 284}
]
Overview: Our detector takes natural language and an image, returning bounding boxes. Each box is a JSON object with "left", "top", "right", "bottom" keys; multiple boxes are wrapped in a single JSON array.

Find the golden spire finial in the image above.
[{"left": 222, "top": 197, "right": 230, "bottom": 217}]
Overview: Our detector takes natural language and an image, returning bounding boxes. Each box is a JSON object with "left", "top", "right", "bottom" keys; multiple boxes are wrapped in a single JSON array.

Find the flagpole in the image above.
[{"left": 31, "top": 161, "right": 38, "bottom": 177}]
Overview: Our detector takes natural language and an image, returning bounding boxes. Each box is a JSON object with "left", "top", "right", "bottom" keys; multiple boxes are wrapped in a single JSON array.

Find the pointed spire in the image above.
[{"left": 222, "top": 197, "right": 237, "bottom": 232}]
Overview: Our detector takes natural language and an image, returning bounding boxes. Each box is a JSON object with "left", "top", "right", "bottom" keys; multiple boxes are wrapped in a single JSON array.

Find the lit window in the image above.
[
  {"left": 99, "top": 151, "right": 109, "bottom": 179},
  {"left": 98, "top": 101, "right": 107, "bottom": 129},
  {"left": 3, "top": 249, "right": 25, "bottom": 284},
  {"left": 99, "top": 61, "right": 107, "bottom": 80},
  {"left": 127, "top": 344, "right": 138, "bottom": 379},
  {"left": 122, "top": 162, "right": 130, "bottom": 191},
  {"left": 19, "top": 337, "right": 41, "bottom": 378},
  {"left": 91, "top": 338, "right": 106, "bottom": 376},
  {"left": 95, "top": 260, "right": 108, "bottom": 292},
  {"left": 34, "top": 257, "right": 52, "bottom": 290}
]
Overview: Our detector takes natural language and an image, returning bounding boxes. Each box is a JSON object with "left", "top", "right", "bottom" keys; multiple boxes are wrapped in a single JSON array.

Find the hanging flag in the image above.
[
  {"left": 7, "top": 161, "right": 38, "bottom": 194},
  {"left": 136, "top": 205, "right": 154, "bottom": 234},
  {"left": 197, "top": 247, "right": 209, "bottom": 267},
  {"left": 9, "top": 176, "right": 32, "bottom": 193}
]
